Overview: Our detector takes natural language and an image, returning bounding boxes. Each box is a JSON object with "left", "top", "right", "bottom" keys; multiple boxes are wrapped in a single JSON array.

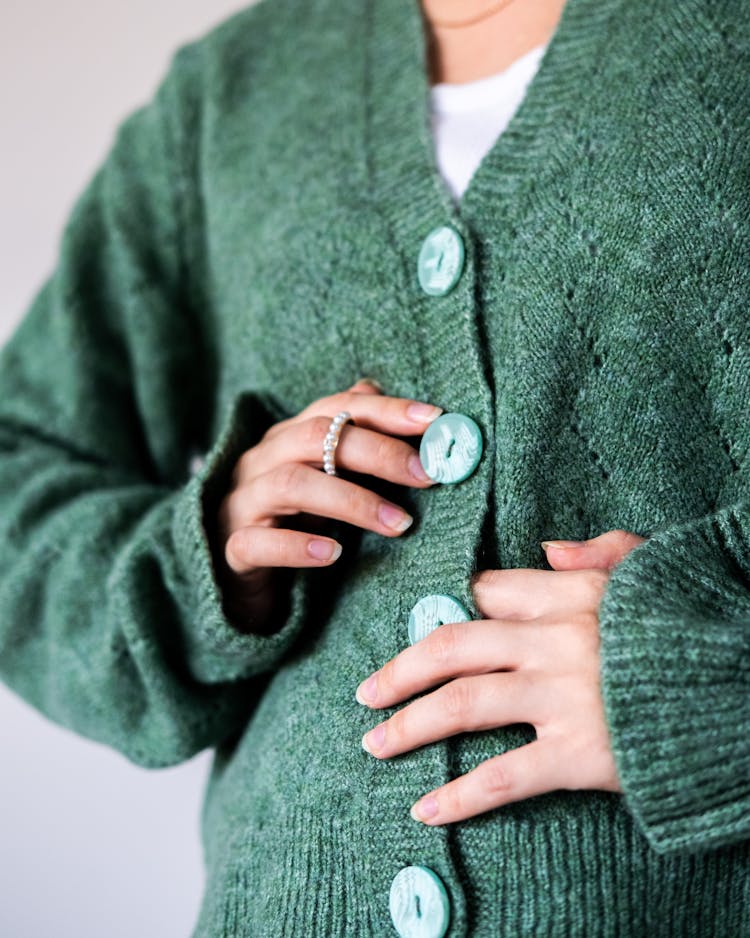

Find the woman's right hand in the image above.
[{"left": 215, "top": 378, "right": 444, "bottom": 632}]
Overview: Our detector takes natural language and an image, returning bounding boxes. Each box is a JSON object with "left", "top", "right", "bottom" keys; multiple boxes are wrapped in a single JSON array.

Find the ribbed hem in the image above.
[
  {"left": 453, "top": 794, "right": 749, "bottom": 936},
  {"left": 598, "top": 504, "right": 750, "bottom": 853},
  {"left": 189, "top": 794, "right": 750, "bottom": 936},
  {"left": 170, "top": 389, "right": 311, "bottom": 684},
  {"left": 191, "top": 803, "right": 380, "bottom": 937}
]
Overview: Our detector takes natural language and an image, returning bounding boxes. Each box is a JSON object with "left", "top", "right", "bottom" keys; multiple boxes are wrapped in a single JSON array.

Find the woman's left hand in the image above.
[{"left": 356, "top": 528, "right": 645, "bottom": 825}]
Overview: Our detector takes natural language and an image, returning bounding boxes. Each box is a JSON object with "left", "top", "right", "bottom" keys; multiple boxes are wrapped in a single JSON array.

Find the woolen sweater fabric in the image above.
[
  {"left": 429, "top": 41, "right": 549, "bottom": 201},
  {"left": 1, "top": 0, "right": 749, "bottom": 934}
]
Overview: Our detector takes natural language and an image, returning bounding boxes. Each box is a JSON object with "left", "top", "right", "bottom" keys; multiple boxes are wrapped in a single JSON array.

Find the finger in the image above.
[
  {"left": 237, "top": 462, "right": 414, "bottom": 536},
  {"left": 541, "top": 528, "right": 646, "bottom": 571},
  {"left": 361, "top": 670, "right": 545, "bottom": 760},
  {"left": 470, "top": 568, "right": 608, "bottom": 620},
  {"left": 355, "top": 619, "right": 541, "bottom": 708},
  {"left": 348, "top": 377, "right": 384, "bottom": 394},
  {"left": 237, "top": 416, "right": 435, "bottom": 487},
  {"left": 225, "top": 524, "right": 343, "bottom": 573},
  {"left": 262, "top": 389, "right": 443, "bottom": 443},
  {"left": 410, "top": 737, "right": 566, "bottom": 825}
]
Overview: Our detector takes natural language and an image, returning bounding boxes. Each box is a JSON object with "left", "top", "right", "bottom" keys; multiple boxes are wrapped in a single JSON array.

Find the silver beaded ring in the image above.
[{"left": 323, "top": 411, "right": 354, "bottom": 476}]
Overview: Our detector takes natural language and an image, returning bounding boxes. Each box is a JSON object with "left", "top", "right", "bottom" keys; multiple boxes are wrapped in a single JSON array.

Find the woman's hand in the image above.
[
  {"left": 356, "top": 528, "right": 646, "bottom": 824},
  {"left": 215, "top": 378, "right": 443, "bottom": 631}
]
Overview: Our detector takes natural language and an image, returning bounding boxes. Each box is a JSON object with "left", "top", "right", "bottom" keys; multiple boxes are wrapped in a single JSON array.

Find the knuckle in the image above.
[
  {"left": 386, "top": 712, "right": 405, "bottom": 749},
  {"left": 274, "top": 462, "right": 305, "bottom": 502},
  {"left": 556, "top": 613, "right": 599, "bottom": 662},
  {"left": 442, "top": 678, "right": 474, "bottom": 720},
  {"left": 470, "top": 568, "right": 501, "bottom": 598},
  {"left": 607, "top": 528, "right": 641, "bottom": 563},
  {"left": 325, "top": 391, "right": 357, "bottom": 413},
  {"left": 377, "top": 659, "right": 397, "bottom": 698},
  {"left": 441, "top": 784, "right": 465, "bottom": 819},
  {"left": 342, "top": 391, "right": 361, "bottom": 407},
  {"left": 579, "top": 611, "right": 602, "bottom": 654},
  {"left": 306, "top": 416, "right": 333, "bottom": 449},
  {"left": 427, "top": 623, "right": 463, "bottom": 666},
  {"left": 573, "top": 606, "right": 600, "bottom": 637},
  {"left": 310, "top": 392, "right": 339, "bottom": 412},
  {"left": 373, "top": 433, "right": 396, "bottom": 467},
  {"left": 553, "top": 617, "right": 581, "bottom": 650},
  {"left": 586, "top": 567, "right": 610, "bottom": 600},
  {"left": 482, "top": 757, "right": 513, "bottom": 795},
  {"left": 343, "top": 485, "right": 367, "bottom": 521},
  {"left": 591, "top": 566, "right": 610, "bottom": 586},
  {"left": 258, "top": 418, "right": 286, "bottom": 444}
]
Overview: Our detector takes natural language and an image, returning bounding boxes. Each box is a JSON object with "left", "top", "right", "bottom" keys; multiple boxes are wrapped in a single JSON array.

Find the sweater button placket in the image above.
[
  {"left": 380, "top": 221, "right": 490, "bottom": 938},
  {"left": 364, "top": 218, "right": 490, "bottom": 938}
]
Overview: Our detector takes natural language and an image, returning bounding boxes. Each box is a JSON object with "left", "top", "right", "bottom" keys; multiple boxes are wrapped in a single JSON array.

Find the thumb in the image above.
[
  {"left": 349, "top": 376, "right": 384, "bottom": 395},
  {"left": 541, "top": 528, "right": 646, "bottom": 571}
]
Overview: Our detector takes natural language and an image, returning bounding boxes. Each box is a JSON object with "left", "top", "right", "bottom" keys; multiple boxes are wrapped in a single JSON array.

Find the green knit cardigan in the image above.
[{"left": 1, "top": 0, "right": 749, "bottom": 934}]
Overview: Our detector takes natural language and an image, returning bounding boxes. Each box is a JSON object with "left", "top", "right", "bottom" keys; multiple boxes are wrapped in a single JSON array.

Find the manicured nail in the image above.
[
  {"left": 409, "top": 454, "right": 433, "bottom": 483},
  {"left": 356, "top": 675, "right": 378, "bottom": 705},
  {"left": 406, "top": 402, "right": 443, "bottom": 424},
  {"left": 361, "top": 723, "right": 386, "bottom": 754},
  {"left": 541, "top": 540, "right": 583, "bottom": 550},
  {"left": 379, "top": 503, "right": 413, "bottom": 532},
  {"left": 410, "top": 795, "right": 439, "bottom": 822},
  {"left": 307, "top": 539, "right": 342, "bottom": 562}
]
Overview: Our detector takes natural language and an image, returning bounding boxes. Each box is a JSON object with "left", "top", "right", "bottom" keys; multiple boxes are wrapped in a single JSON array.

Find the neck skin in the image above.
[{"left": 420, "top": 0, "right": 569, "bottom": 84}]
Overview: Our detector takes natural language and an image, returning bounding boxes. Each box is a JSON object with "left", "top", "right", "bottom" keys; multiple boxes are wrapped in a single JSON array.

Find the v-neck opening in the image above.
[
  {"left": 429, "top": 42, "right": 549, "bottom": 115},
  {"left": 363, "top": 0, "right": 622, "bottom": 238}
]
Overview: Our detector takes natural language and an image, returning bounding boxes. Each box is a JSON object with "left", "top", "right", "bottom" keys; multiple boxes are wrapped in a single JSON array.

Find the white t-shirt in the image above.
[{"left": 429, "top": 42, "right": 549, "bottom": 203}]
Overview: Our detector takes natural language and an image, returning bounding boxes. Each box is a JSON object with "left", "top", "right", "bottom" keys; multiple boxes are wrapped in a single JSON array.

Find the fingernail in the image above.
[
  {"left": 356, "top": 675, "right": 378, "bottom": 705},
  {"left": 361, "top": 723, "right": 386, "bottom": 754},
  {"left": 379, "top": 503, "right": 413, "bottom": 532},
  {"left": 408, "top": 454, "right": 433, "bottom": 484},
  {"left": 410, "top": 795, "right": 439, "bottom": 822},
  {"left": 541, "top": 540, "right": 583, "bottom": 550},
  {"left": 406, "top": 402, "right": 443, "bottom": 423},
  {"left": 307, "top": 539, "right": 342, "bottom": 561}
]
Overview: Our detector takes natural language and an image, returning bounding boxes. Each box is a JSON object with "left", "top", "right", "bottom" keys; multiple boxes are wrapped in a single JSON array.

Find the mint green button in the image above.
[
  {"left": 389, "top": 865, "right": 450, "bottom": 938},
  {"left": 408, "top": 594, "right": 472, "bottom": 645},
  {"left": 417, "top": 225, "right": 465, "bottom": 296},
  {"left": 419, "top": 412, "right": 483, "bottom": 483}
]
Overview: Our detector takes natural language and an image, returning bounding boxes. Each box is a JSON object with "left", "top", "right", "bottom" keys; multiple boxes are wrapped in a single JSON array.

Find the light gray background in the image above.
[{"left": 0, "top": 2, "right": 259, "bottom": 935}]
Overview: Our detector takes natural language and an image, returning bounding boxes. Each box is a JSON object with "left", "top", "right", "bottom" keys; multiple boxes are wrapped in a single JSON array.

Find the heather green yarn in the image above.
[{"left": 1, "top": 0, "right": 750, "bottom": 934}]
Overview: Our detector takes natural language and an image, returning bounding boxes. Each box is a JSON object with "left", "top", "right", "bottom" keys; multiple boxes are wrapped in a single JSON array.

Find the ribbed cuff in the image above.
[
  {"left": 171, "top": 389, "right": 311, "bottom": 684},
  {"left": 597, "top": 505, "right": 750, "bottom": 854}
]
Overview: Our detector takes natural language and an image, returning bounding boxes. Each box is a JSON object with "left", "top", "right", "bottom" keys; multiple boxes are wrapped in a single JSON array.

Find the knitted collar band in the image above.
[{"left": 362, "top": 0, "right": 624, "bottom": 236}]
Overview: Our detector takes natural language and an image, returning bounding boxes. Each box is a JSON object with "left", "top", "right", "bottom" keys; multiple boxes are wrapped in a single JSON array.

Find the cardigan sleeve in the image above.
[
  {"left": 597, "top": 504, "right": 750, "bottom": 855},
  {"left": 0, "top": 43, "right": 312, "bottom": 769}
]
